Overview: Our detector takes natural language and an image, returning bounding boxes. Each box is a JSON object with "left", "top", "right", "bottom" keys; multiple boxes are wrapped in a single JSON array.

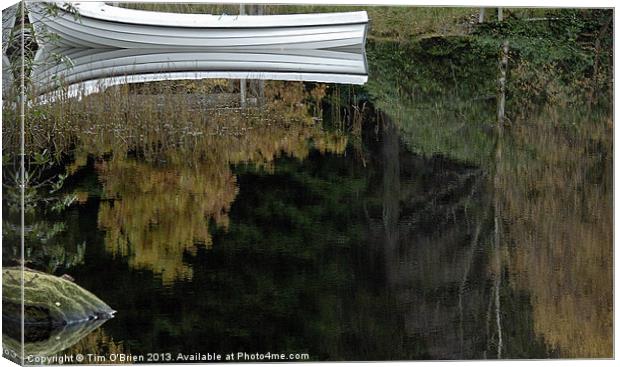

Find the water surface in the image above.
[{"left": 2, "top": 10, "right": 613, "bottom": 361}]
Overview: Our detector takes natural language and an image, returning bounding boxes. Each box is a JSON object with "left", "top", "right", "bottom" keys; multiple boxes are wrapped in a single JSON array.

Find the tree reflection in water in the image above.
[
  {"left": 55, "top": 80, "right": 347, "bottom": 284},
  {"left": 2, "top": 29, "right": 612, "bottom": 359}
]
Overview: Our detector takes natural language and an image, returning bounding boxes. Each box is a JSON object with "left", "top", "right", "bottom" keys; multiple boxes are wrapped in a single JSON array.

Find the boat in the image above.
[
  {"left": 31, "top": 47, "right": 368, "bottom": 102},
  {"left": 27, "top": 2, "right": 368, "bottom": 50}
]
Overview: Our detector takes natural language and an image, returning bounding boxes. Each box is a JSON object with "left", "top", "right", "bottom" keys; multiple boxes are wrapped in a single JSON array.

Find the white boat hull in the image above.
[
  {"left": 32, "top": 47, "right": 368, "bottom": 102},
  {"left": 28, "top": 2, "right": 368, "bottom": 50}
]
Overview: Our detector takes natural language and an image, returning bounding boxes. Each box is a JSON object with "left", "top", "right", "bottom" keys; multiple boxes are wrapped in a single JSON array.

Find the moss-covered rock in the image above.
[{"left": 2, "top": 267, "right": 115, "bottom": 326}]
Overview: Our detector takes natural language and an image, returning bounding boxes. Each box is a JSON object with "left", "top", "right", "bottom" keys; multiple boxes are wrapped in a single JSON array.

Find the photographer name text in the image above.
[{"left": 23, "top": 351, "right": 310, "bottom": 364}]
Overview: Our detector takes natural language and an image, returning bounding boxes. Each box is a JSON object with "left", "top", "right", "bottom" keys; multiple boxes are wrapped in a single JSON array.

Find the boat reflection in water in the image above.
[{"left": 31, "top": 47, "right": 368, "bottom": 103}]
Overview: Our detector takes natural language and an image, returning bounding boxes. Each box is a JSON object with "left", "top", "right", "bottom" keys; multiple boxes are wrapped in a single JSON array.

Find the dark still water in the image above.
[
  {"left": 2, "top": 32, "right": 613, "bottom": 361},
  {"left": 59, "top": 123, "right": 493, "bottom": 361}
]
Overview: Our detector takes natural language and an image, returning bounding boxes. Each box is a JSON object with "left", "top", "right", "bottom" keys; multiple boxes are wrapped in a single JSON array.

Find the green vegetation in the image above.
[
  {"left": 475, "top": 9, "right": 613, "bottom": 111},
  {"left": 2, "top": 145, "right": 84, "bottom": 273},
  {"left": 364, "top": 37, "right": 498, "bottom": 165},
  {"left": 360, "top": 8, "right": 612, "bottom": 166}
]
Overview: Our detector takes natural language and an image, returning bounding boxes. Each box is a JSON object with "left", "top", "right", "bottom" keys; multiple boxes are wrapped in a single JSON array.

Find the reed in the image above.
[{"left": 8, "top": 77, "right": 349, "bottom": 283}]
